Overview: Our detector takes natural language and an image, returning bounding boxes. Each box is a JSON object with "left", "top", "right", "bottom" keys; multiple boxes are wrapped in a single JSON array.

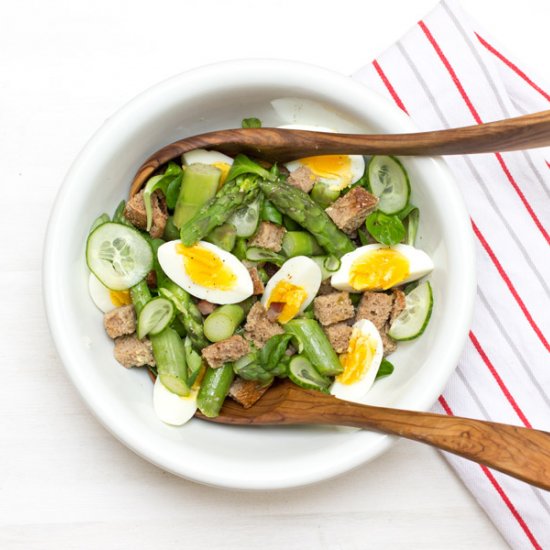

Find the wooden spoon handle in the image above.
[{"left": 296, "top": 398, "right": 550, "bottom": 490}]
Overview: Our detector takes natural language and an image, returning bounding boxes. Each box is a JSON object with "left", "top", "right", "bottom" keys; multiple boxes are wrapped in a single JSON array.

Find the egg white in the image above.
[
  {"left": 158, "top": 240, "right": 253, "bottom": 304},
  {"left": 260, "top": 256, "right": 322, "bottom": 322},
  {"left": 182, "top": 149, "right": 234, "bottom": 167},
  {"left": 330, "top": 319, "right": 384, "bottom": 403},
  {"left": 153, "top": 377, "right": 197, "bottom": 426},
  {"left": 88, "top": 273, "right": 128, "bottom": 313},
  {"left": 331, "top": 244, "right": 434, "bottom": 292}
]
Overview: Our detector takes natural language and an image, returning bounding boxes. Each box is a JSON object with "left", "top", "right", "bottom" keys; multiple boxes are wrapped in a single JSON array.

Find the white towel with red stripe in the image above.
[{"left": 353, "top": 1, "right": 550, "bottom": 548}]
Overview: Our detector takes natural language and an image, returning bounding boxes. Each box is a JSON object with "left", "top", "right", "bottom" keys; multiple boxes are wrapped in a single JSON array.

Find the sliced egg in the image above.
[
  {"left": 260, "top": 256, "right": 322, "bottom": 324},
  {"left": 280, "top": 124, "right": 365, "bottom": 191},
  {"left": 182, "top": 149, "right": 234, "bottom": 186},
  {"left": 153, "top": 377, "right": 198, "bottom": 426},
  {"left": 158, "top": 240, "right": 253, "bottom": 304},
  {"left": 330, "top": 319, "right": 383, "bottom": 403},
  {"left": 88, "top": 272, "right": 132, "bottom": 313},
  {"left": 331, "top": 244, "right": 434, "bottom": 292}
]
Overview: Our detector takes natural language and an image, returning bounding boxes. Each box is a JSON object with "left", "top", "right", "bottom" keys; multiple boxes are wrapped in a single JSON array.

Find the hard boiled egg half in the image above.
[
  {"left": 153, "top": 377, "right": 198, "bottom": 426},
  {"left": 261, "top": 256, "right": 322, "bottom": 324},
  {"left": 330, "top": 319, "right": 383, "bottom": 403},
  {"left": 331, "top": 244, "right": 434, "bottom": 292},
  {"left": 88, "top": 273, "right": 132, "bottom": 313},
  {"left": 182, "top": 149, "right": 233, "bottom": 187},
  {"left": 158, "top": 240, "right": 253, "bottom": 304},
  {"left": 282, "top": 124, "right": 365, "bottom": 192}
]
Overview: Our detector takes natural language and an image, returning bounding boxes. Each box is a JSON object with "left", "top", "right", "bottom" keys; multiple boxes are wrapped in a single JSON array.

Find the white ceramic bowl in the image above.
[{"left": 43, "top": 60, "right": 476, "bottom": 490}]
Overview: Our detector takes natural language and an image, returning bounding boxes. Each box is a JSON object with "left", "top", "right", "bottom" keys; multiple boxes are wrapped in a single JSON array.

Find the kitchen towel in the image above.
[{"left": 353, "top": 1, "right": 550, "bottom": 548}]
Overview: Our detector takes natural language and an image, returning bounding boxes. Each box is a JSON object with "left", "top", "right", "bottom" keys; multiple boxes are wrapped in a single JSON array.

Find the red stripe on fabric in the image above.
[
  {"left": 469, "top": 332, "right": 532, "bottom": 427},
  {"left": 372, "top": 60, "right": 409, "bottom": 114},
  {"left": 372, "top": 57, "right": 549, "bottom": 350},
  {"left": 475, "top": 33, "right": 550, "bottom": 102},
  {"left": 437, "top": 397, "right": 542, "bottom": 549},
  {"left": 471, "top": 221, "right": 550, "bottom": 351},
  {"left": 546, "top": 161, "right": 550, "bottom": 170},
  {"left": 480, "top": 465, "right": 543, "bottom": 550},
  {"left": 418, "top": 21, "right": 550, "bottom": 244}
]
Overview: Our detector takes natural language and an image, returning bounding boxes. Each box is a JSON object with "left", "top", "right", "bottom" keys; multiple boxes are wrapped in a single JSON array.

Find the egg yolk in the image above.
[
  {"left": 176, "top": 244, "right": 236, "bottom": 290},
  {"left": 109, "top": 289, "right": 132, "bottom": 307},
  {"left": 337, "top": 331, "right": 377, "bottom": 385},
  {"left": 266, "top": 280, "right": 308, "bottom": 324},
  {"left": 349, "top": 249, "right": 410, "bottom": 291},
  {"left": 299, "top": 155, "right": 352, "bottom": 187},
  {"left": 213, "top": 162, "right": 231, "bottom": 188}
]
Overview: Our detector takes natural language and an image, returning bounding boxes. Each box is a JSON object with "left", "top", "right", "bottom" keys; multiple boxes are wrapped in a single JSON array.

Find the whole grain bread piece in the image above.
[
  {"left": 228, "top": 377, "right": 272, "bottom": 408},
  {"left": 380, "top": 331, "right": 398, "bottom": 357},
  {"left": 390, "top": 289, "right": 407, "bottom": 325},
  {"left": 317, "top": 280, "right": 335, "bottom": 295},
  {"left": 201, "top": 335, "right": 250, "bottom": 369},
  {"left": 243, "top": 301, "right": 285, "bottom": 348},
  {"left": 248, "top": 221, "right": 285, "bottom": 252},
  {"left": 355, "top": 291, "right": 393, "bottom": 331},
  {"left": 103, "top": 305, "right": 137, "bottom": 339},
  {"left": 124, "top": 189, "right": 168, "bottom": 238},
  {"left": 313, "top": 292, "right": 355, "bottom": 326},
  {"left": 287, "top": 165, "right": 317, "bottom": 193},
  {"left": 248, "top": 267, "right": 265, "bottom": 295},
  {"left": 325, "top": 187, "right": 378, "bottom": 234},
  {"left": 114, "top": 335, "right": 155, "bottom": 368},
  {"left": 323, "top": 322, "right": 353, "bottom": 354}
]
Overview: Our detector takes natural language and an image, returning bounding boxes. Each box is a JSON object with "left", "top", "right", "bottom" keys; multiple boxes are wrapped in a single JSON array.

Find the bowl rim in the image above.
[{"left": 43, "top": 58, "right": 476, "bottom": 490}]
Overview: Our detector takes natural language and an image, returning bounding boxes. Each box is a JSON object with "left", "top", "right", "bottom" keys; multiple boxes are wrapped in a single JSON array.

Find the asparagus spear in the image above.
[
  {"left": 197, "top": 364, "right": 235, "bottom": 417},
  {"left": 204, "top": 304, "right": 245, "bottom": 343},
  {"left": 258, "top": 178, "right": 355, "bottom": 258},
  {"left": 179, "top": 175, "right": 260, "bottom": 246}
]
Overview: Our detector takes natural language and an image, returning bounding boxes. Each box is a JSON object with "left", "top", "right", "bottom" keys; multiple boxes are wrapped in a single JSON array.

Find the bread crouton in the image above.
[
  {"left": 103, "top": 305, "right": 136, "bottom": 339},
  {"left": 287, "top": 166, "right": 317, "bottom": 193},
  {"left": 380, "top": 331, "right": 398, "bottom": 357},
  {"left": 313, "top": 292, "right": 355, "bottom": 326},
  {"left": 248, "top": 221, "right": 285, "bottom": 252},
  {"left": 323, "top": 322, "right": 352, "bottom": 354},
  {"left": 244, "top": 302, "right": 284, "bottom": 348},
  {"left": 318, "top": 280, "right": 336, "bottom": 295},
  {"left": 124, "top": 189, "right": 168, "bottom": 238},
  {"left": 355, "top": 291, "right": 393, "bottom": 330},
  {"left": 248, "top": 267, "right": 265, "bottom": 295},
  {"left": 228, "top": 377, "right": 272, "bottom": 408},
  {"left": 390, "top": 289, "right": 406, "bottom": 324},
  {"left": 114, "top": 335, "right": 155, "bottom": 368},
  {"left": 325, "top": 187, "right": 378, "bottom": 234},
  {"left": 201, "top": 335, "right": 250, "bottom": 369}
]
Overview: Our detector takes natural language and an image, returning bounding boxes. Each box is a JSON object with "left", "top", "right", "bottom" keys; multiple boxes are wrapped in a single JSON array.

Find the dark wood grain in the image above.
[
  {"left": 197, "top": 381, "right": 550, "bottom": 490},
  {"left": 130, "top": 109, "right": 550, "bottom": 197}
]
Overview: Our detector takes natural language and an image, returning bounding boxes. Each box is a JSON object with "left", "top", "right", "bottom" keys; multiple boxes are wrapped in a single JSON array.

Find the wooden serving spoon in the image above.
[
  {"left": 196, "top": 380, "right": 550, "bottom": 490},
  {"left": 130, "top": 109, "right": 550, "bottom": 197}
]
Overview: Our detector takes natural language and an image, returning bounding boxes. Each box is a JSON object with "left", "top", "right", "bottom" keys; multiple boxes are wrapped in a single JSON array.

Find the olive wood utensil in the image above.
[
  {"left": 196, "top": 380, "right": 550, "bottom": 490},
  {"left": 130, "top": 109, "right": 550, "bottom": 197}
]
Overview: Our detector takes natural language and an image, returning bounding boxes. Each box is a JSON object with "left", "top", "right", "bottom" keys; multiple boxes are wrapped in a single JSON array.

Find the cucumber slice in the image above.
[
  {"left": 367, "top": 156, "right": 410, "bottom": 215},
  {"left": 138, "top": 297, "right": 175, "bottom": 339},
  {"left": 288, "top": 355, "right": 331, "bottom": 392},
  {"left": 229, "top": 196, "right": 261, "bottom": 237},
  {"left": 86, "top": 222, "right": 153, "bottom": 290},
  {"left": 388, "top": 281, "right": 433, "bottom": 341}
]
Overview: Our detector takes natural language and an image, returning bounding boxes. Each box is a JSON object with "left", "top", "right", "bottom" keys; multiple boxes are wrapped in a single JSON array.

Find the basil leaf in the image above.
[
  {"left": 375, "top": 358, "right": 394, "bottom": 380},
  {"left": 241, "top": 117, "right": 262, "bottom": 129},
  {"left": 365, "top": 211, "right": 405, "bottom": 246},
  {"left": 225, "top": 154, "right": 272, "bottom": 183}
]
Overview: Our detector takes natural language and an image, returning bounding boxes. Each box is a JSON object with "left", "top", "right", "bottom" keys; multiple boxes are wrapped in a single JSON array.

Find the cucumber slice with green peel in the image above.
[
  {"left": 367, "top": 156, "right": 410, "bottom": 215},
  {"left": 86, "top": 222, "right": 153, "bottom": 290},
  {"left": 288, "top": 355, "right": 331, "bottom": 392},
  {"left": 388, "top": 281, "right": 433, "bottom": 341},
  {"left": 138, "top": 297, "right": 175, "bottom": 339}
]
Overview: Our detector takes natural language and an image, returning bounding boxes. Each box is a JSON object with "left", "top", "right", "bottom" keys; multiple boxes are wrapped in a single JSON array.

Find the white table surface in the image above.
[{"left": 2, "top": 1, "right": 548, "bottom": 548}]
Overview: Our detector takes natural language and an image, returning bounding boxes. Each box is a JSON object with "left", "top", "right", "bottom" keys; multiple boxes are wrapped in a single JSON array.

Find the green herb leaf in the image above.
[
  {"left": 365, "top": 211, "right": 406, "bottom": 246},
  {"left": 260, "top": 333, "right": 293, "bottom": 372},
  {"left": 375, "top": 358, "right": 394, "bottom": 380},
  {"left": 143, "top": 162, "right": 183, "bottom": 230},
  {"left": 241, "top": 117, "right": 262, "bottom": 129},
  {"left": 225, "top": 154, "right": 272, "bottom": 183}
]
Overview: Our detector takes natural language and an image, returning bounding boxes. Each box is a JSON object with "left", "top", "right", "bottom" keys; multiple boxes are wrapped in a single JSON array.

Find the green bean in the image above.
[
  {"left": 259, "top": 178, "right": 355, "bottom": 258},
  {"left": 204, "top": 305, "right": 245, "bottom": 343},
  {"left": 151, "top": 327, "right": 189, "bottom": 396},
  {"left": 260, "top": 199, "right": 283, "bottom": 225},
  {"left": 197, "top": 364, "right": 235, "bottom": 417},
  {"left": 205, "top": 222, "right": 237, "bottom": 251},
  {"left": 284, "top": 318, "right": 343, "bottom": 376},
  {"left": 310, "top": 181, "right": 340, "bottom": 208},
  {"left": 174, "top": 163, "right": 221, "bottom": 228},
  {"left": 282, "top": 231, "right": 324, "bottom": 258}
]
